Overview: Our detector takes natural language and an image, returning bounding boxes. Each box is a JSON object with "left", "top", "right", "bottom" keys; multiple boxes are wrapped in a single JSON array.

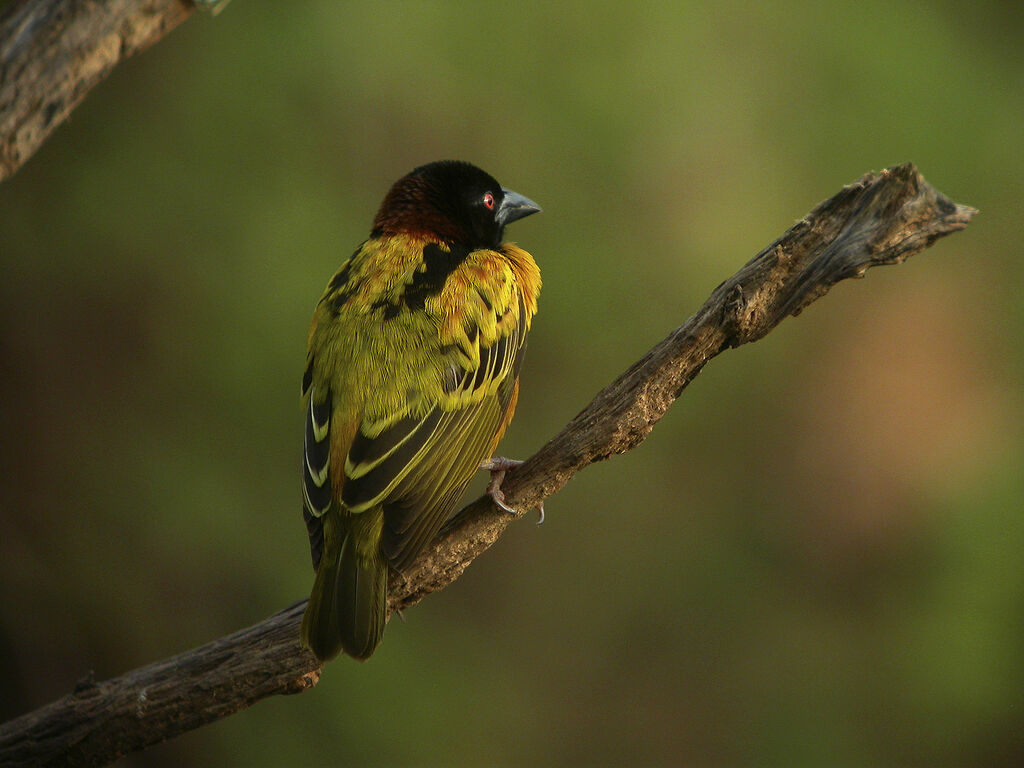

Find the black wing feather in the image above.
[{"left": 302, "top": 376, "right": 332, "bottom": 569}]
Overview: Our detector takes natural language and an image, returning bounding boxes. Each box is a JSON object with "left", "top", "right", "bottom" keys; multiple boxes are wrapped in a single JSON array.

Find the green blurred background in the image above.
[{"left": 2, "top": 1, "right": 1021, "bottom": 765}]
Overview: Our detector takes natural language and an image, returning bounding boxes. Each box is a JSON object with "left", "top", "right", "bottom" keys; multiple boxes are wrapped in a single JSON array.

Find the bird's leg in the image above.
[
  {"left": 479, "top": 457, "right": 545, "bottom": 525},
  {"left": 479, "top": 457, "right": 520, "bottom": 514}
]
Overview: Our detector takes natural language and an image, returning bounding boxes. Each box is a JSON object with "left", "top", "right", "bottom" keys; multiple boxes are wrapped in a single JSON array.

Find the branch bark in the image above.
[
  {"left": 0, "top": 164, "right": 975, "bottom": 766},
  {"left": 0, "top": 0, "right": 195, "bottom": 183}
]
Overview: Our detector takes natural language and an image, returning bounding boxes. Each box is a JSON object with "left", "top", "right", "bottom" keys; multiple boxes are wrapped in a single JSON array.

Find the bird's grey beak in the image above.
[{"left": 496, "top": 188, "right": 542, "bottom": 225}]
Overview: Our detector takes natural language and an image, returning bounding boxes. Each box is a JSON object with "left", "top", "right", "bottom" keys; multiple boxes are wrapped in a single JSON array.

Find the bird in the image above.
[{"left": 300, "top": 160, "right": 542, "bottom": 661}]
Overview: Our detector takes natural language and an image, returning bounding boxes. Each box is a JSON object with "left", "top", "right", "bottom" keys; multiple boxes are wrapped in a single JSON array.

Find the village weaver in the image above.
[{"left": 300, "top": 160, "right": 541, "bottom": 660}]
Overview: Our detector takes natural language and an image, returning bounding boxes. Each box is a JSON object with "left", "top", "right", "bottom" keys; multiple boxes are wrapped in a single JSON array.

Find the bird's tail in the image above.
[{"left": 300, "top": 510, "right": 387, "bottom": 661}]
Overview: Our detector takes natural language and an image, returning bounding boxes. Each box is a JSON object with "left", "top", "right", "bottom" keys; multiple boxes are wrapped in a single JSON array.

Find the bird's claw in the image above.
[
  {"left": 480, "top": 457, "right": 545, "bottom": 524},
  {"left": 481, "top": 456, "right": 519, "bottom": 514}
]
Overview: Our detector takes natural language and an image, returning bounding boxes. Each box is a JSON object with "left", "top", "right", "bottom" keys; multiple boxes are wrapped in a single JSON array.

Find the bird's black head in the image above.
[{"left": 371, "top": 160, "right": 541, "bottom": 250}]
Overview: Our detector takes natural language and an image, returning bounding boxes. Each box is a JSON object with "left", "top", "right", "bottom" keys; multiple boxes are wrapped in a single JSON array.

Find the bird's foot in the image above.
[{"left": 479, "top": 457, "right": 545, "bottom": 525}]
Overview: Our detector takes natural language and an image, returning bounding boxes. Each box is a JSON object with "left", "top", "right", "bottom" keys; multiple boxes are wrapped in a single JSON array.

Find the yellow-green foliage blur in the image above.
[{"left": 2, "top": 2, "right": 1021, "bottom": 766}]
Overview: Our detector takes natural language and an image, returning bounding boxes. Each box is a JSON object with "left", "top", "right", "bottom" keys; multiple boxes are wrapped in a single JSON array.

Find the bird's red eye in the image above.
[{"left": 483, "top": 192, "right": 496, "bottom": 210}]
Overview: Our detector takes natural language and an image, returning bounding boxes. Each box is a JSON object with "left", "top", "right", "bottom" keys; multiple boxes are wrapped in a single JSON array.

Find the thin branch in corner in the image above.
[
  {"left": 0, "top": 164, "right": 976, "bottom": 767},
  {"left": 0, "top": 0, "right": 196, "bottom": 183}
]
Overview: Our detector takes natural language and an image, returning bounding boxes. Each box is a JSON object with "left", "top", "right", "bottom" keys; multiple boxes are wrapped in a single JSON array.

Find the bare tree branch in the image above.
[
  {"left": 0, "top": 0, "right": 195, "bottom": 183},
  {"left": 0, "top": 602, "right": 317, "bottom": 768},
  {"left": 0, "top": 164, "right": 975, "bottom": 767}
]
